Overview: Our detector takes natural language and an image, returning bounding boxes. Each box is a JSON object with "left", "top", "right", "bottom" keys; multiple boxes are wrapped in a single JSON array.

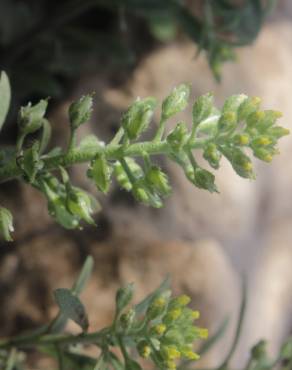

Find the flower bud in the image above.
[
  {"left": 203, "top": 143, "right": 221, "bottom": 169},
  {"left": 223, "top": 147, "right": 254, "bottom": 179},
  {"left": 137, "top": 340, "right": 152, "bottom": 358},
  {"left": 122, "top": 97, "right": 157, "bottom": 140},
  {"left": 162, "top": 84, "right": 191, "bottom": 120},
  {"left": 146, "top": 166, "right": 171, "bottom": 196},
  {"left": 18, "top": 99, "right": 48, "bottom": 135},
  {"left": 147, "top": 296, "right": 167, "bottom": 320},
  {"left": 222, "top": 94, "right": 247, "bottom": 117},
  {"left": 119, "top": 309, "right": 136, "bottom": 330},
  {"left": 113, "top": 161, "right": 132, "bottom": 191},
  {"left": 253, "top": 148, "right": 274, "bottom": 163},
  {"left": 238, "top": 96, "right": 261, "bottom": 121},
  {"left": 88, "top": 154, "right": 112, "bottom": 194},
  {"left": 116, "top": 283, "right": 134, "bottom": 314},
  {"left": 0, "top": 207, "right": 14, "bottom": 241},
  {"left": 232, "top": 133, "right": 250, "bottom": 146},
  {"left": 69, "top": 94, "right": 93, "bottom": 129},
  {"left": 267, "top": 126, "right": 289, "bottom": 139},
  {"left": 192, "top": 93, "right": 214, "bottom": 127},
  {"left": 218, "top": 111, "right": 237, "bottom": 133},
  {"left": 257, "top": 110, "right": 283, "bottom": 132},
  {"left": 66, "top": 187, "right": 96, "bottom": 225},
  {"left": 166, "top": 122, "right": 188, "bottom": 151}
]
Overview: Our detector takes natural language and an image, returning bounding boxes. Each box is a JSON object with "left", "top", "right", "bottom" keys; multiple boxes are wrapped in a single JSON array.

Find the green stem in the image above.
[
  {"left": 153, "top": 117, "right": 167, "bottom": 142},
  {"left": 0, "top": 137, "right": 208, "bottom": 184},
  {"left": 109, "top": 127, "right": 125, "bottom": 145},
  {"left": 0, "top": 329, "right": 106, "bottom": 350},
  {"left": 67, "top": 129, "right": 77, "bottom": 153}
]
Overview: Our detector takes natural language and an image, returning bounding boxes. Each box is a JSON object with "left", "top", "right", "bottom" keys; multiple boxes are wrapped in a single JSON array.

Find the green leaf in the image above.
[
  {"left": 192, "top": 93, "right": 214, "bottom": 127},
  {"left": 39, "top": 119, "right": 52, "bottom": 154},
  {"left": 0, "top": 71, "right": 11, "bottom": 131},
  {"left": 115, "top": 283, "right": 134, "bottom": 315},
  {"left": 161, "top": 84, "right": 191, "bottom": 120},
  {"left": 20, "top": 142, "right": 43, "bottom": 183},
  {"left": 79, "top": 135, "right": 100, "bottom": 150},
  {"left": 0, "top": 207, "right": 14, "bottom": 242},
  {"left": 54, "top": 288, "right": 89, "bottom": 332},
  {"left": 72, "top": 256, "right": 94, "bottom": 296}
]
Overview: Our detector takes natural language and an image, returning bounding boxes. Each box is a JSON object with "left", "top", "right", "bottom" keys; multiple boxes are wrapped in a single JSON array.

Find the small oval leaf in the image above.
[{"left": 0, "top": 71, "right": 11, "bottom": 131}]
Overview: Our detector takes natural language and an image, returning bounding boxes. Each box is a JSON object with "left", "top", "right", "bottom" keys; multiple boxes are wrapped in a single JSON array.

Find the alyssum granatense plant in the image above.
[
  {"left": 0, "top": 70, "right": 289, "bottom": 241},
  {"left": 0, "top": 256, "right": 208, "bottom": 370}
]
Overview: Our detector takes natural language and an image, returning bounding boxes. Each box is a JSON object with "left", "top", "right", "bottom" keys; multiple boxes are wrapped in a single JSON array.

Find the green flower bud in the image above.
[
  {"left": 222, "top": 94, "right": 247, "bottom": 117},
  {"left": 166, "top": 122, "right": 188, "bottom": 151},
  {"left": 203, "top": 143, "right": 221, "bottom": 169},
  {"left": 193, "top": 168, "right": 218, "bottom": 193},
  {"left": 119, "top": 309, "right": 136, "bottom": 330},
  {"left": 238, "top": 96, "right": 261, "bottom": 121},
  {"left": 132, "top": 185, "right": 150, "bottom": 204},
  {"left": 0, "top": 207, "right": 14, "bottom": 241},
  {"left": 137, "top": 340, "right": 152, "bottom": 358},
  {"left": 147, "top": 295, "right": 168, "bottom": 320},
  {"left": 66, "top": 187, "right": 96, "bottom": 225},
  {"left": 266, "top": 126, "right": 290, "bottom": 139},
  {"left": 18, "top": 99, "right": 48, "bottom": 135},
  {"left": 69, "top": 94, "right": 93, "bottom": 129},
  {"left": 253, "top": 147, "right": 276, "bottom": 163},
  {"left": 217, "top": 111, "right": 237, "bottom": 133},
  {"left": 232, "top": 133, "right": 250, "bottom": 146},
  {"left": 251, "top": 135, "right": 274, "bottom": 147},
  {"left": 192, "top": 93, "right": 214, "bottom": 127},
  {"left": 162, "top": 84, "right": 191, "bottom": 120},
  {"left": 223, "top": 147, "right": 254, "bottom": 179},
  {"left": 48, "top": 197, "right": 79, "bottom": 229},
  {"left": 122, "top": 97, "right": 157, "bottom": 140},
  {"left": 257, "top": 110, "right": 283, "bottom": 132},
  {"left": 116, "top": 283, "right": 134, "bottom": 314},
  {"left": 246, "top": 110, "right": 265, "bottom": 129},
  {"left": 146, "top": 166, "right": 171, "bottom": 196},
  {"left": 88, "top": 154, "right": 112, "bottom": 194},
  {"left": 114, "top": 161, "right": 132, "bottom": 191}
]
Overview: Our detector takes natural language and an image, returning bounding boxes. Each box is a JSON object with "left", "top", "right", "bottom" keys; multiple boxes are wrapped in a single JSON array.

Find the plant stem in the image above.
[
  {"left": 0, "top": 138, "right": 209, "bottom": 184},
  {"left": 0, "top": 330, "right": 106, "bottom": 350}
]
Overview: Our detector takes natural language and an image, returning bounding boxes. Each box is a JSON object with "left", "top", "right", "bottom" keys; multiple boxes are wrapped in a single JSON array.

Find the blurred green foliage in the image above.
[{"left": 0, "top": 0, "right": 276, "bottom": 103}]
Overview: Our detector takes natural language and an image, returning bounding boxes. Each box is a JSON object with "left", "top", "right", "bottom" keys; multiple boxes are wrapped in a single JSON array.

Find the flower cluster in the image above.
[{"left": 138, "top": 293, "right": 208, "bottom": 370}]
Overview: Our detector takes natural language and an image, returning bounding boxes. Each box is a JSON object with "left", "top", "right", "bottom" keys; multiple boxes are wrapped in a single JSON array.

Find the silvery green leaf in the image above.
[
  {"left": 0, "top": 71, "right": 11, "bottom": 131},
  {"left": 54, "top": 288, "right": 89, "bottom": 332},
  {"left": 115, "top": 283, "right": 134, "bottom": 314},
  {"left": 0, "top": 207, "right": 14, "bottom": 242},
  {"left": 88, "top": 154, "right": 112, "bottom": 194},
  {"left": 192, "top": 93, "right": 214, "bottom": 126},
  {"left": 162, "top": 84, "right": 191, "bottom": 120}
]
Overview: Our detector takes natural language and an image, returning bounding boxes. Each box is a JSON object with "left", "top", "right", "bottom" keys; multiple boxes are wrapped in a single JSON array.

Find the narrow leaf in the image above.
[{"left": 0, "top": 71, "right": 11, "bottom": 131}]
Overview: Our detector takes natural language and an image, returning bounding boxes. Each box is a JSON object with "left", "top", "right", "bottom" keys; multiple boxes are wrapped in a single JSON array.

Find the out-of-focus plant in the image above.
[
  {"left": 0, "top": 256, "right": 291, "bottom": 370},
  {"left": 0, "top": 256, "right": 208, "bottom": 370},
  {"left": 0, "top": 71, "right": 289, "bottom": 241},
  {"left": 0, "top": 0, "right": 277, "bottom": 102}
]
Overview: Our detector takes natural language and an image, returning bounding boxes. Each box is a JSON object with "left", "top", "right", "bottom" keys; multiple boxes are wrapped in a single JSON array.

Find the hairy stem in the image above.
[{"left": 0, "top": 138, "right": 208, "bottom": 184}]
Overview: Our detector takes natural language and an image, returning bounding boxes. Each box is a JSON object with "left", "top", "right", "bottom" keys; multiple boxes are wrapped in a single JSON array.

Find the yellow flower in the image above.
[
  {"left": 153, "top": 323, "right": 166, "bottom": 335},
  {"left": 191, "top": 310, "right": 200, "bottom": 320},
  {"left": 176, "top": 294, "right": 191, "bottom": 306},
  {"left": 198, "top": 328, "right": 209, "bottom": 339},
  {"left": 181, "top": 349, "right": 200, "bottom": 360}
]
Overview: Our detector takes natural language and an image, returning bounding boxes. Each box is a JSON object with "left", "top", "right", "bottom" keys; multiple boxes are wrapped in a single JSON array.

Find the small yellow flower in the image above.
[
  {"left": 153, "top": 323, "right": 166, "bottom": 335},
  {"left": 166, "top": 308, "right": 182, "bottom": 321},
  {"left": 141, "top": 345, "right": 151, "bottom": 358},
  {"left": 163, "top": 345, "right": 181, "bottom": 360},
  {"left": 166, "top": 360, "right": 177, "bottom": 370},
  {"left": 198, "top": 328, "right": 209, "bottom": 339},
  {"left": 242, "top": 161, "right": 253, "bottom": 172},
  {"left": 176, "top": 295, "right": 191, "bottom": 306},
  {"left": 181, "top": 349, "right": 200, "bottom": 360},
  {"left": 191, "top": 310, "right": 200, "bottom": 320},
  {"left": 238, "top": 134, "right": 250, "bottom": 145}
]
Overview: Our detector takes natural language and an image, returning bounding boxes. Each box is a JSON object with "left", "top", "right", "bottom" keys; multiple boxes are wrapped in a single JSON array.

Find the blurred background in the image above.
[{"left": 0, "top": 0, "right": 292, "bottom": 368}]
